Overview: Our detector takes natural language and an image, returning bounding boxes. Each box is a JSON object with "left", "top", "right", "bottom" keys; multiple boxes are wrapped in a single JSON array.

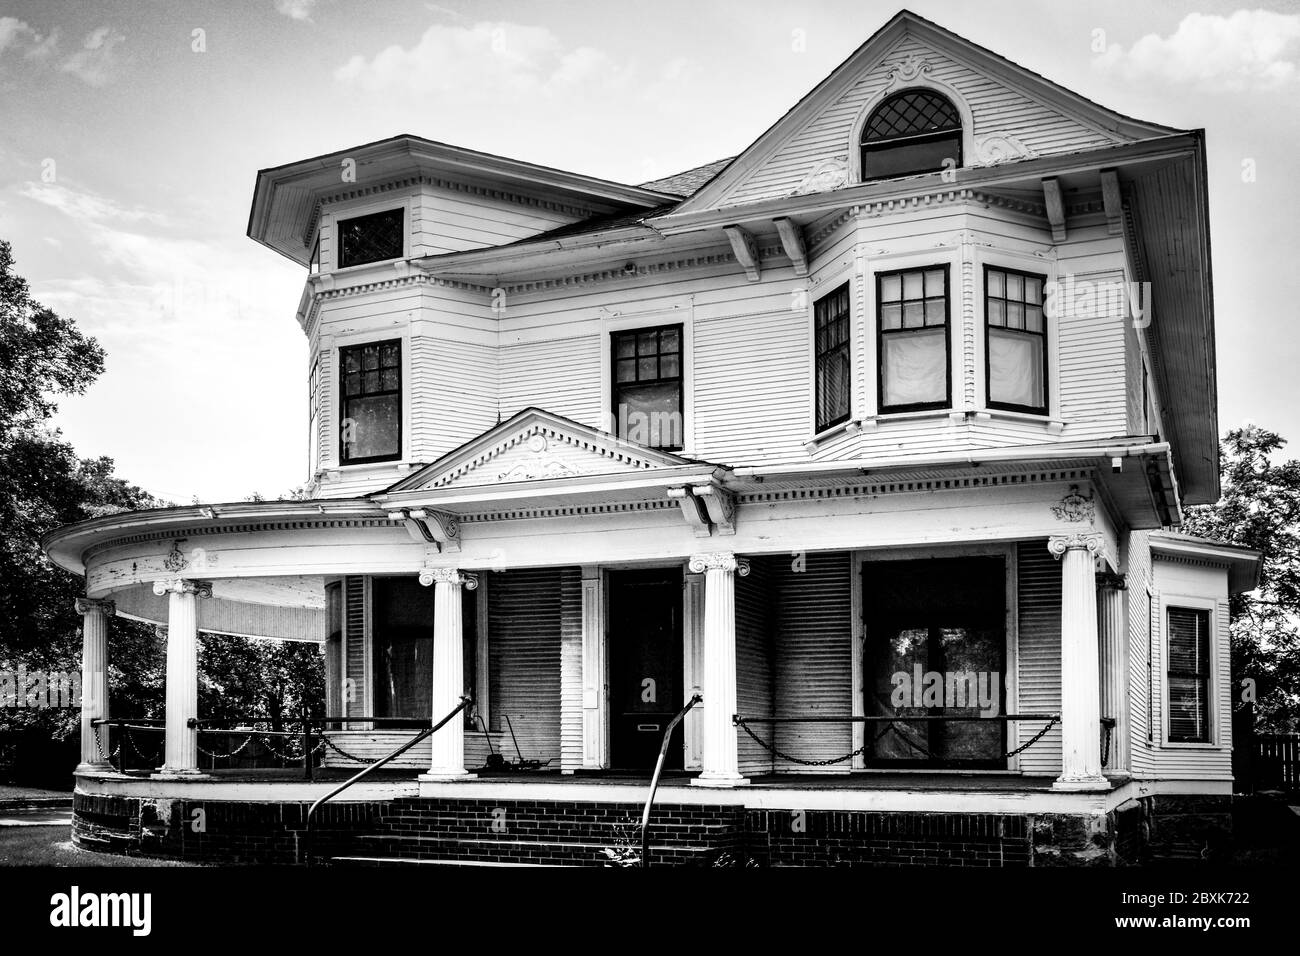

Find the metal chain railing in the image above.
[{"left": 736, "top": 719, "right": 902, "bottom": 766}]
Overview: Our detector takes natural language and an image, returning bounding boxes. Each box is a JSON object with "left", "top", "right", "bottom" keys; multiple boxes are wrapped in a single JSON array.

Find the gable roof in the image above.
[
  {"left": 675, "top": 9, "right": 1180, "bottom": 214},
  {"left": 379, "top": 407, "right": 717, "bottom": 497},
  {"left": 639, "top": 158, "right": 735, "bottom": 197}
]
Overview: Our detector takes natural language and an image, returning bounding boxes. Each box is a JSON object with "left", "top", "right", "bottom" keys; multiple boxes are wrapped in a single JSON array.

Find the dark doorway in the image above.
[{"left": 608, "top": 568, "right": 684, "bottom": 770}]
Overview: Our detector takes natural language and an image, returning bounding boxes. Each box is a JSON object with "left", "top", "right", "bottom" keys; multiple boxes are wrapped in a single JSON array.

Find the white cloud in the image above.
[
  {"left": 59, "top": 25, "right": 126, "bottom": 87},
  {"left": 1094, "top": 10, "right": 1300, "bottom": 92},
  {"left": 275, "top": 0, "right": 320, "bottom": 22},
  {"left": 0, "top": 16, "right": 57, "bottom": 61},
  {"left": 334, "top": 20, "right": 628, "bottom": 98}
]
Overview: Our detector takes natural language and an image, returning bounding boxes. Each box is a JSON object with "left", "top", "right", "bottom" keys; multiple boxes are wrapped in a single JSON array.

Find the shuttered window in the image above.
[
  {"left": 1167, "top": 606, "right": 1212, "bottom": 743},
  {"left": 814, "top": 283, "right": 852, "bottom": 432}
]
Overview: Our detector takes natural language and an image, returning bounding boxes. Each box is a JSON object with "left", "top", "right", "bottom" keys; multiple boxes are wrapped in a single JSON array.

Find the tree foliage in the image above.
[{"left": 1182, "top": 425, "right": 1300, "bottom": 731}]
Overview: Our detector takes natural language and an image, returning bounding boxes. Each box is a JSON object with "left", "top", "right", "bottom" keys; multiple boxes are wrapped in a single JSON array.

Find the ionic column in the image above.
[
  {"left": 689, "top": 552, "right": 749, "bottom": 788},
  {"left": 75, "top": 597, "right": 115, "bottom": 773},
  {"left": 1048, "top": 535, "right": 1108, "bottom": 790},
  {"left": 153, "top": 578, "right": 211, "bottom": 777},
  {"left": 418, "top": 568, "right": 477, "bottom": 780}
]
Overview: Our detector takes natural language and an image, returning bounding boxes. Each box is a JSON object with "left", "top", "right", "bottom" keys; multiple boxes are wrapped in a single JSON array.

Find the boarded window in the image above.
[
  {"left": 1167, "top": 606, "right": 1211, "bottom": 743},
  {"left": 339, "top": 340, "right": 401, "bottom": 464},
  {"left": 814, "top": 283, "right": 852, "bottom": 431},
  {"left": 337, "top": 208, "right": 404, "bottom": 268},
  {"left": 985, "top": 266, "right": 1047, "bottom": 413}
]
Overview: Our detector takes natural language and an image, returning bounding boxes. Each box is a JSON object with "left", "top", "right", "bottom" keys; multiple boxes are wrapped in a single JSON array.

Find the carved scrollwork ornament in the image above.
[
  {"left": 152, "top": 578, "right": 213, "bottom": 598},
  {"left": 1047, "top": 533, "right": 1103, "bottom": 559},
  {"left": 418, "top": 568, "right": 479, "bottom": 589},
  {"left": 74, "top": 597, "right": 116, "bottom": 616},
  {"left": 688, "top": 553, "right": 751, "bottom": 576},
  {"left": 1051, "top": 484, "right": 1095, "bottom": 523}
]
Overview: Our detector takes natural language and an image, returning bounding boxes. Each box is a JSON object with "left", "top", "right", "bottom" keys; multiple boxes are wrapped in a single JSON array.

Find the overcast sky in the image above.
[{"left": 1, "top": 0, "right": 1297, "bottom": 502}]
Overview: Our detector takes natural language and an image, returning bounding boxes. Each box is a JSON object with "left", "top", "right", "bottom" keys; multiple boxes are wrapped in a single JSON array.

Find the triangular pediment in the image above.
[
  {"left": 382, "top": 408, "right": 702, "bottom": 494},
  {"left": 677, "top": 10, "right": 1178, "bottom": 213}
]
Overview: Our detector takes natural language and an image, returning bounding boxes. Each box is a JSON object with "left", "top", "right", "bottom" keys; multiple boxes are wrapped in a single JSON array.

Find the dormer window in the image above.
[
  {"left": 860, "top": 90, "right": 962, "bottom": 181},
  {"left": 337, "top": 208, "right": 405, "bottom": 268}
]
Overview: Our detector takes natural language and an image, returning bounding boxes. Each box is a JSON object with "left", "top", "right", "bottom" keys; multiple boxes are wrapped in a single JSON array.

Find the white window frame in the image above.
[
  {"left": 599, "top": 306, "right": 694, "bottom": 454},
  {"left": 1158, "top": 594, "right": 1220, "bottom": 749},
  {"left": 329, "top": 327, "right": 412, "bottom": 469},
  {"left": 323, "top": 196, "right": 413, "bottom": 274}
]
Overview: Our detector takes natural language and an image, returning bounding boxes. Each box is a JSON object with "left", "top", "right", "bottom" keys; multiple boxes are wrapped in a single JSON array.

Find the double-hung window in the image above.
[
  {"left": 877, "top": 266, "right": 950, "bottom": 412},
  {"left": 985, "top": 266, "right": 1048, "bottom": 413},
  {"left": 610, "top": 325, "right": 683, "bottom": 450},
  {"left": 814, "top": 283, "right": 852, "bottom": 432},
  {"left": 339, "top": 340, "right": 401, "bottom": 464},
  {"left": 1166, "top": 606, "right": 1212, "bottom": 743}
]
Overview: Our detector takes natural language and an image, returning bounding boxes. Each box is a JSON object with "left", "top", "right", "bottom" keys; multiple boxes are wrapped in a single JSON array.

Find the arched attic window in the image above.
[{"left": 860, "top": 89, "right": 962, "bottom": 181}]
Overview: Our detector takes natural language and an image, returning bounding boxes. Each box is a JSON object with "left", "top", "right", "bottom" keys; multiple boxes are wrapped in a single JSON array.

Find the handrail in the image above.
[
  {"left": 639, "top": 693, "right": 701, "bottom": 869},
  {"left": 301, "top": 696, "right": 470, "bottom": 867}
]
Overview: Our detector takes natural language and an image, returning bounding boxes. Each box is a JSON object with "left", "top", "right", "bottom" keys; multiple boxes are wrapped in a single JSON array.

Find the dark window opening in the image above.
[
  {"left": 337, "top": 208, "right": 404, "bottom": 268},
  {"left": 877, "top": 265, "right": 950, "bottom": 412},
  {"left": 1167, "top": 606, "right": 1212, "bottom": 743},
  {"left": 340, "top": 339, "right": 401, "bottom": 464},
  {"left": 861, "top": 90, "right": 962, "bottom": 181},
  {"left": 865, "top": 556, "right": 1007, "bottom": 768},
  {"left": 611, "top": 324, "right": 683, "bottom": 450},
  {"left": 985, "top": 266, "right": 1048, "bottom": 414},
  {"left": 372, "top": 576, "right": 477, "bottom": 727},
  {"left": 814, "top": 283, "right": 852, "bottom": 432}
]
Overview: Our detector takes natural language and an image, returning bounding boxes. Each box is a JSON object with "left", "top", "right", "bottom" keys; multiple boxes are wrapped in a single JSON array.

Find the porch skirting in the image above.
[{"left": 69, "top": 774, "right": 1234, "bottom": 867}]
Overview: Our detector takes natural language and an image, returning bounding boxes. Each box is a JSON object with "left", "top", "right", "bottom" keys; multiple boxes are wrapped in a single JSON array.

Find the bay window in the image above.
[
  {"left": 877, "top": 266, "right": 950, "bottom": 412},
  {"left": 985, "top": 266, "right": 1048, "bottom": 414}
]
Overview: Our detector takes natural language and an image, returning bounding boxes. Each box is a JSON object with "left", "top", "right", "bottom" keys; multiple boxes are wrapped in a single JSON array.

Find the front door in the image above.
[{"left": 608, "top": 569, "right": 683, "bottom": 770}]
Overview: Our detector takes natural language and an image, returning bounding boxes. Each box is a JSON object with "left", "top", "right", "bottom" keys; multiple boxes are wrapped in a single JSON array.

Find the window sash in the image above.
[
  {"left": 340, "top": 340, "right": 402, "bottom": 464},
  {"left": 337, "top": 208, "right": 405, "bottom": 268},
  {"left": 1166, "top": 606, "right": 1212, "bottom": 743},
  {"left": 610, "top": 324, "right": 684, "bottom": 451},
  {"left": 814, "top": 283, "right": 852, "bottom": 431},
  {"left": 984, "top": 266, "right": 1048, "bottom": 414},
  {"left": 877, "top": 266, "right": 951, "bottom": 413}
]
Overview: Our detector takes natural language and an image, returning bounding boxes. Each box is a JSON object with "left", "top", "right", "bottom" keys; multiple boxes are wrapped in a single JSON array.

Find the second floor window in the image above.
[
  {"left": 1167, "top": 606, "right": 1212, "bottom": 743},
  {"left": 861, "top": 89, "right": 962, "bottom": 181},
  {"left": 337, "top": 208, "right": 404, "bottom": 268},
  {"left": 307, "top": 358, "right": 319, "bottom": 478},
  {"left": 877, "top": 266, "right": 950, "bottom": 412},
  {"left": 611, "top": 325, "right": 683, "bottom": 450},
  {"left": 985, "top": 266, "right": 1047, "bottom": 414},
  {"left": 340, "top": 340, "right": 401, "bottom": 464},
  {"left": 814, "top": 283, "right": 852, "bottom": 432}
]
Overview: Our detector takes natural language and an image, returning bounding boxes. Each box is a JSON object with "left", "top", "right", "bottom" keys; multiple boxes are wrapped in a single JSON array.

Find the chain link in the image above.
[{"left": 319, "top": 734, "right": 373, "bottom": 764}]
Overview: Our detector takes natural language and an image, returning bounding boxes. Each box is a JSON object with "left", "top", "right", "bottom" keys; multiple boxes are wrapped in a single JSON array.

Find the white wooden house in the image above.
[{"left": 48, "top": 10, "right": 1261, "bottom": 865}]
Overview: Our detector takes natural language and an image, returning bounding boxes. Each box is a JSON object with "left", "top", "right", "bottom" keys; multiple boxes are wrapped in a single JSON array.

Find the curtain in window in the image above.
[
  {"left": 988, "top": 328, "right": 1043, "bottom": 409},
  {"left": 881, "top": 328, "right": 946, "bottom": 407}
]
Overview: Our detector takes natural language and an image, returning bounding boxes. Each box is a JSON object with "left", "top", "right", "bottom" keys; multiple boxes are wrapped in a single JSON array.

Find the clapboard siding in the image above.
[
  {"left": 558, "top": 567, "right": 584, "bottom": 771},
  {"left": 722, "top": 35, "right": 1121, "bottom": 207},
  {"left": 499, "top": 336, "right": 602, "bottom": 427},
  {"left": 1126, "top": 531, "right": 1155, "bottom": 775},
  {"left": 409, "top": 334, "right": 498, "bottom": 461},
  {"left": 488, "top": 567, "right": 565, "bottom": 765},
  {"left": 1055, "top": 268, "right": 1128, "bottom": 438},
  {"left": 1015, "top": 542, "right": 1062, "bottom": 775},
  {"left": 736, "top": 561, "right": 774, "bottom": 777},
  {"left": 771, "top": 551, "right": 854, "bottom": 772}
]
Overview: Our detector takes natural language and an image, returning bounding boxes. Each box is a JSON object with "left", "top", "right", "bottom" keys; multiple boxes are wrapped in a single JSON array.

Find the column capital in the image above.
[
  {"left": 152, "top": 578, "right": 213, "bottom": 598},
  {"left": 74, "top": 597, "right": 116, "bottom": 617},
  {"left": 688, "top": 552, "right": 751, "bottom": 576},
  {"left": 1097, "top": 571, "right": 1128, "bottom": 591},
  {"left": 418, "top": 568, "right": 479, "bottom": 589},
  {"left": 1047, "top": 533, "right": 1103, "bottom": 559}
]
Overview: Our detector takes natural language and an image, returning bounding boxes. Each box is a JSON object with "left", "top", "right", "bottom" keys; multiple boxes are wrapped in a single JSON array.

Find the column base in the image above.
[
  {"left": 417, "top": 771, "right": 478, "bottom": 782},
  {"left": 152, "top": 768, "right": 212, "bottom": 780},
  {"left": 1052, "top": 773, "right": 1112, "bottom": 792},
  {"left": 690, "top": 773, "right": 749, "bottom": 789},
  {"left": 74, "top": 761, "right": 119, "bottom": 776}
]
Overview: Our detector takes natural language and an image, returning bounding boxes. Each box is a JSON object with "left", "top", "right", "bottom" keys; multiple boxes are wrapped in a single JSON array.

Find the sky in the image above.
[{"left": 0, "top": 0, "right": 1297, "bottom": 503}]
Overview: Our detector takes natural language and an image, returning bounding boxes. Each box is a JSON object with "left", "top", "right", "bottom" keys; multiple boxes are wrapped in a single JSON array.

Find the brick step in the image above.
[{"left": 327, "top": 855, "right": 573, "bottom": 868}]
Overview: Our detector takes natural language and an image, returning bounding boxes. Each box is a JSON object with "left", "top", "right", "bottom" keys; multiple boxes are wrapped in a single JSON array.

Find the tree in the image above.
[{"left": 1182, "top": 425, "right": 1300, "bottom": 731}]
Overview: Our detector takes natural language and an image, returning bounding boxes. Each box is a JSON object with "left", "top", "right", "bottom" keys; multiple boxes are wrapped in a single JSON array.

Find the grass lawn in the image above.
[{"left": 0, "top": 826, "right": 199, "bottom": 867}]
